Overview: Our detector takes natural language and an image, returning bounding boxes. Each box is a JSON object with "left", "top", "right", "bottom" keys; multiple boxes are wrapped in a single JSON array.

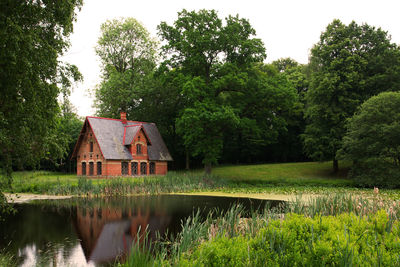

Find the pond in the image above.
[{"left": 0, "top": 195, "right": 283, "bottom": 266}]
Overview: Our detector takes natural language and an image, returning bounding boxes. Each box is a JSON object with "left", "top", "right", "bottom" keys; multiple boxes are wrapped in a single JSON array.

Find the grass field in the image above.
[
  {"left": 212, "top": 161, "right": 352, "bottom": 185},
  {"left": 3, "top": 161, "right": 400, "bottom": 198}
]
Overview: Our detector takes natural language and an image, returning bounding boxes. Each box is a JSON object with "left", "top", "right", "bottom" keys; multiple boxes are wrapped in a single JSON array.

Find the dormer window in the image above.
[{"left": 136, "top": 144, "right": 142, "bottom": 155}]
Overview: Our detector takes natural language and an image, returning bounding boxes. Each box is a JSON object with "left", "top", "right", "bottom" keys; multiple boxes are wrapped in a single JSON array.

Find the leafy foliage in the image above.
[
  {"left": 180, "top": 211, "right": 400, "bottom": 266},
  {"left": 339, "top": 92, "right": 400, "bottom": 187},
  {"left": 94, "top": 18, "right": 157, "bottom": 117},
  {"left": 303, "top": 19, "right": 400, "bottom": 172},
  {"left": 158, "top": 9, "right": 300, "bottom": 172},
  {"left": 0, "top": 0, "right": 83, "bottom": 187}
]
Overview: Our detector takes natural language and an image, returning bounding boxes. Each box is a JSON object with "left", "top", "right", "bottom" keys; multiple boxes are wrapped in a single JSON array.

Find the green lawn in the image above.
[
  {"left": 212, "top": 161, "right": 353, "bottom": 186},
  {"left": 5, "top": 161, "right": 400, "bottom": 198}
]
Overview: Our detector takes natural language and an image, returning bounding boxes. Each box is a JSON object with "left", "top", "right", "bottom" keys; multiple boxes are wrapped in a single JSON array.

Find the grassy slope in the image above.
[
  {"left": 212, "top": 161, "right": 352, "bottom": 185},
  {"left": 6, "top": 162, "right": 400, "bottom": 198}
]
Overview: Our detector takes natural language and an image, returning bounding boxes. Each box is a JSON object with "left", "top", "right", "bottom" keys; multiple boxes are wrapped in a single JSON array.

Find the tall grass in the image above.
[
  {"left": 7, "top": 172, "right": 229, "bottom": 196},
  {"left": 119, "top": 191, "right": 400, "bottom": 266},
  {"left": 6, "top": 161, "right": 364, "bottom": 197}
]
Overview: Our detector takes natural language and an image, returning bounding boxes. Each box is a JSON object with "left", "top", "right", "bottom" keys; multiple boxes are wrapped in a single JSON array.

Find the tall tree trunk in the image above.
[
  {"left": 204, "top": 163, "right": 212, "bottom": 175},
  {"left": 333, "top": 159, "right": 339, "bottom": 173},
  {"left": 185, "top": 149, "right": 190, "bottom": 170}
]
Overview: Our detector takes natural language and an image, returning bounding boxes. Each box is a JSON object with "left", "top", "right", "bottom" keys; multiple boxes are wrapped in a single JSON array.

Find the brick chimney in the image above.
[{"left": 120, "top": 111, "right": 127, "bottom": 124}]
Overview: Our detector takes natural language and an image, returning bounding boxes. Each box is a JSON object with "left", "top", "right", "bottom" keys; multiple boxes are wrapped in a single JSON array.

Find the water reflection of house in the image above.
[{"left": 72, "top": 206, "right": 170, "bottom": 264}]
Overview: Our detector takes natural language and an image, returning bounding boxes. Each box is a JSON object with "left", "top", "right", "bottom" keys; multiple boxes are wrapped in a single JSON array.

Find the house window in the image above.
[
  {"left": 97, "top": 162, "right": 102, "bottom": 175},
  {"left": 131, "top": 162, "right": 138, "bottom": 175},
  {"left": 121, "top": 162, "right": 129, "bottom": 175},
  {"left": 136, "top": 144, "right": 142, "bottom": 155},
  {"left": 82, "top": 162, "right": 86, "bottom": 176},
  {"left": 90, "top": 142, "right": 93, "bottom": 152},
  {"left": 149, "top": 162, "right": 155, "bottom": 174},
  {"left": 140, "top": 162, "right": 147, "bottom": 175},
  {"left": 89, "top": 162, "right": 94, "bottom": 176}
]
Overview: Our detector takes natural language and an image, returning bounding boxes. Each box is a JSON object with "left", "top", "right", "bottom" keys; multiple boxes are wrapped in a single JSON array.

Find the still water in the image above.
[{"left": 0, "top": 195, "right": 283, "bottom": 266}]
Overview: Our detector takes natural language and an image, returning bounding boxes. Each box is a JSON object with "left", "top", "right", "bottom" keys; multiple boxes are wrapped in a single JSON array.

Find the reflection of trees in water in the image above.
[
  {"left": 0, "top": 195, "right": 281, "bottom": 266},
  {"left": 72, "top": 200, "right": 171, "bottom": 264},
  {"left": 0, "top": 204, "right": 78, "bottom": 266}
]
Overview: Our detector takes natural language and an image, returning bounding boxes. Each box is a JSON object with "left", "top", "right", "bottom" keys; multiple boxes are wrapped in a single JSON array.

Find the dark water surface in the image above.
[{"left": 0, "top": 195, "right": 283, "bottom": 266}]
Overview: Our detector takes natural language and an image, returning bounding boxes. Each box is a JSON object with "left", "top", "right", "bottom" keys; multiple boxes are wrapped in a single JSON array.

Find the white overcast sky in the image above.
[{"left": 61, "top": 0, "right": 400, "bottom": 117}]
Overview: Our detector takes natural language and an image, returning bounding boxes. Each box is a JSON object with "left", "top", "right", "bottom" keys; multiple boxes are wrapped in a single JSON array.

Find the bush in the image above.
[
  {"left": 350, "top": 160, "right": 400, "bottom": 188},
  {"left": 180, "top": 211, "right": 400, "bottom": 266},
  {"left": 339, "top": 91, "right": 400, "bottom": 188}
]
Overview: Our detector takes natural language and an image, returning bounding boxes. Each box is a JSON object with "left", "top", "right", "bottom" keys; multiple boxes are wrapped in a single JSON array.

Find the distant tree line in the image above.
[{"left": 94, "top": 10, "right": 400, "bottom": 182}]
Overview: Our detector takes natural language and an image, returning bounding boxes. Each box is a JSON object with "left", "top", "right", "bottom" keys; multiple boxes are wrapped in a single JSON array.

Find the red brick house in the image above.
[{"left": 71, "top": 112, "right": 172, "bottom": 176}]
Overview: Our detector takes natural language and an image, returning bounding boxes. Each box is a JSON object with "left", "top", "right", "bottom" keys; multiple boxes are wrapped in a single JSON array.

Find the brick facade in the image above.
[{"left": 75, "top": 119, "right": 168, "bottom": 177}]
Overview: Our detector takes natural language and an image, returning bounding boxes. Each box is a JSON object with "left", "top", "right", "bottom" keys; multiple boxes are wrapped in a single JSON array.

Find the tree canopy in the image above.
[
  {"left": 0, "top": 0, "right": 83, "bottom": 183},
  {"left": 339, "top": 91, "right": 400, "bottom": 187},
  {"left": 158, "top": 9, "right": 270, "bottom": 173},
  {"left": 94, "top": 17, "right": 157, "bottom": 117},
  {"left": 303, "top": 19, "right": 400, "bottom": 172}
]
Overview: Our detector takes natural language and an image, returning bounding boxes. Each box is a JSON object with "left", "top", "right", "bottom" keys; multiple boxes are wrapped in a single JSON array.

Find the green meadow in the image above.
[{"left": 5, "top": 161, "right": 400, "bottom": 199}]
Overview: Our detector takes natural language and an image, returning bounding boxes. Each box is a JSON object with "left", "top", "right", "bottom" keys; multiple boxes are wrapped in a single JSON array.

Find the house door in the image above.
[
  {"left": 89, "top": 162, "right": 94, "bottom": 176},
  {"left": 140, "top": 162, "right": 147, "bottom": 175},
  {"left": 121, "top": 162, "right": 129, "bottom": 175},
  {"left": 82, "top": 162, "right": 86, "bottom": 176}
]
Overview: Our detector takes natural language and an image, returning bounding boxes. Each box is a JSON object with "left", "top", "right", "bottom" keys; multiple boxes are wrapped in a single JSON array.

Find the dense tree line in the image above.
[
  {"left": 2, "top": 4, "right": 400, "bottom": 188},
  {"left": 94, "top": 10, "right": 400, "bottom": 180},
  {"left": 0, "top": 1, "right": 84, "bottom": 177}
]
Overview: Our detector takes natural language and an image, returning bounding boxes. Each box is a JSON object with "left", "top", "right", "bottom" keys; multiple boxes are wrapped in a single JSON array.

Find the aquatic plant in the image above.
[{"left": 120, "top": 191, "right": 400, "bottom": 266}]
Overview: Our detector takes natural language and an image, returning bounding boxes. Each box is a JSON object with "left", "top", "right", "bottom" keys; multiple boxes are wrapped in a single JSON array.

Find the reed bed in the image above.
[{"left": 119, "top": 190, "right": 400, "bottom": 266}]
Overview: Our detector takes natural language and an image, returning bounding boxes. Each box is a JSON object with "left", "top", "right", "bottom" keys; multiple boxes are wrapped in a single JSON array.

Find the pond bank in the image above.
[
  {"left": 5, "top": 191, "right": 319, "bottom": 203},
  {"left": 171, "top": 191, "right": 319, "bottom": 202},
  {"left": 5, "top": 193, "right": 73, "bottom": 203}
]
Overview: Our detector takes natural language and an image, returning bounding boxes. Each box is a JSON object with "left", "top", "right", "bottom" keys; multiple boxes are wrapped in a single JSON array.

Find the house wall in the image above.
[
  {"left": 155, "top": 162, "right": 168, "bottom": 175},
  {"left": 76, "top": 122, "right": 169, "bottom": 177},
  {"left": 76, "top": 123, "right": 104, "bottom": 176}
]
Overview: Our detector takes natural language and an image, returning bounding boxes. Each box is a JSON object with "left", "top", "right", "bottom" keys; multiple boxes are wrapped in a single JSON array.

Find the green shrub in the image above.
[
  {"left": 180, "top": 236, "right": 251, "bottom": 267},
  {"left": 181, "top": 211, "right": 400, "bottom": 266},
  {"left": 339, "top": 91, "right": 400, "bottom": 188},
  {"left": 350, "top": 160, "right": 400, "bottom": 188}
]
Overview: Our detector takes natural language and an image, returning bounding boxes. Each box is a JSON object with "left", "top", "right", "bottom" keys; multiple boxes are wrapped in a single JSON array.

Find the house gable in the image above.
[{"left": 71, "top": 113, "right": 172, "bottom": 177}]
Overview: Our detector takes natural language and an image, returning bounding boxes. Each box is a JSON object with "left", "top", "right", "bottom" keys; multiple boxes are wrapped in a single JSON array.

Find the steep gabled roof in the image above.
[
  {"left": 123, "top": 125, "right": 151, "bottom": 146},
  {"left": 72, "top": 116, "right": 173, "bottom": 161}
]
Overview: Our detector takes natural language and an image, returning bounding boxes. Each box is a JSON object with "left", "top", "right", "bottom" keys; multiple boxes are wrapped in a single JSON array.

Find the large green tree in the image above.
[
  {"left": 266, "top": 59, "right": 309, "bottom": 162},
  {"left": 40, "top": 98, "right": 83, "bottom": 172},
  {"left": 0, "top": 0, "right": 83, "bottom": 183},
  {"left": 339, "top": 91, "right": 400, "bottom": 187},
  {"left": 158, "top": 9, "right": 266, "bottom": 173},
  {"left": 221, "top": 63, "right": 298, "bottom": 163},
  {"left": 303, "top": 19, "right": 400, "bottom": 172},
  {"left": 94, "top": 18, "right": 157, "bottom": 117}
]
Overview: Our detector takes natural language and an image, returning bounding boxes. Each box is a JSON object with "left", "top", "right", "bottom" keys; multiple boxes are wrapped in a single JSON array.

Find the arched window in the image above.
[
  {"left": 97, "top": 162, "right": 102, "bottom": 175},
  {"left": 89, "top": 162, "right": 94, "bottom": 176},
  {"left": 131, "top": 162, "right": 138, "bottom": 175},
  {"left": 82, "top": 162, "right": 86, "bottom": 176},
  {"left": 149, "top": 162, "right": 155, "bottom": 174},
  {"left": 140, "top": 162, "right": 147, "bottom": 175},
  {"left": 136, "top": 144, "right": 142, "bottom": 155}
]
